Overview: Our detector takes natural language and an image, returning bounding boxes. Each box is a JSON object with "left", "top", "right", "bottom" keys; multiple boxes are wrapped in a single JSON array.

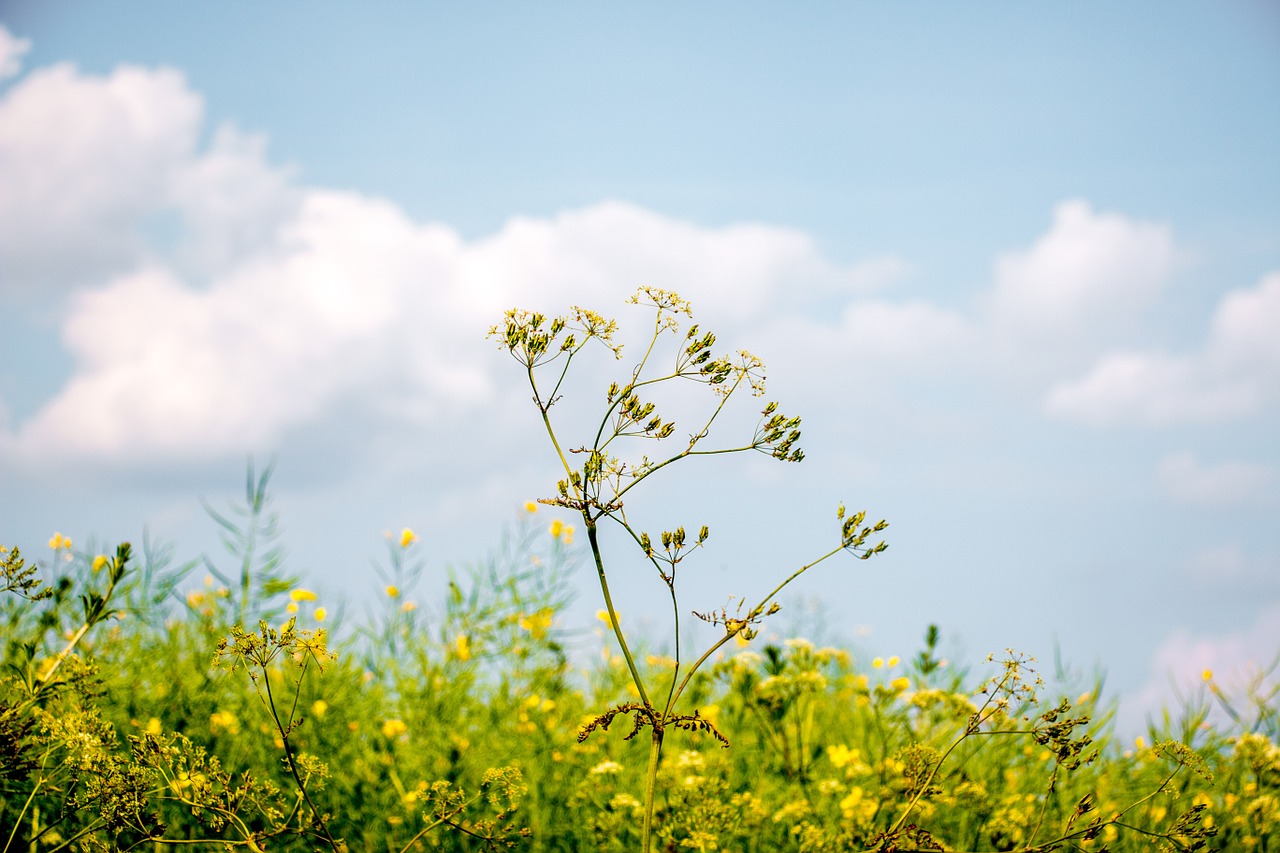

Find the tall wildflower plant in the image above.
[{"left": 490, "top": 287, "right": 888, "bottom": 852}]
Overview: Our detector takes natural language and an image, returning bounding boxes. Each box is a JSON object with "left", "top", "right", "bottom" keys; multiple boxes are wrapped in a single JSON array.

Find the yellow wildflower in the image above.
[
  {"left": 827, "top": 744, "right": 859, "bottom": 769},
  {"left": 890, "top": 676, "right": 910, "bottom": 692},
  {"left": 314, "top": 607, "right": 327, "bottom": 622},
  {"left": 524, "top": 501, "right": 538, "bottom": 513},
  {"left": 1202, "top": 669, "right": 1214, "bottom": 682},
  {"left": 382, "top": 718, "right": 408, "bottom": 739},
  {"left": 401, "top": 600, "right": 417, "bottom": 612},
  {"left": 454, "top": 633, "right": 471, "bottom": 661},
  {"left": 550, "top": 519, "right": 565, "bottom": 538},
  {"left": 872, "top": 657, "right": 884, "bottom": 669},
  {"left": 887, "top": 655, "right": 900, "bottom": 668},
  {"left": 290, "top": 589, "right": 317, "bottom": 602},
  {"left": 840, "top": 786, "right": 877, "bottom": 822},
  {"left": 209, "top": 710, "right": 240, "bottom": 735},
  {"left": 187, "top": 591, "right": 207, "bottom": 609},
  {"left": 145, "top": 717, "right": 162, "bottom": 735},
  {"left": 562, "top": 524, "right": 575, "bottom": 545},
  {"left": 596, "top": 609, "right": 620, "bottom": 626},
  {"left": 92, "top": 555, "right": 108, "bottom": 572},
  {"left": 518, "top": 608, "right": 555, "bottom": 640},
  {"left": 386, "top": 585, "right": 399, "bottom": 598},
  {"left": 48, "top": 532, "right": 72, "bottom": 551},
  {"left": 400, "top": 528, "right": 417, "bottom": 548},
  {"left": 311, "top": 700, "right": 328, "bottom": 717},
  {"left": 286, "top": 602, "right": 298, "bottom": 614}
]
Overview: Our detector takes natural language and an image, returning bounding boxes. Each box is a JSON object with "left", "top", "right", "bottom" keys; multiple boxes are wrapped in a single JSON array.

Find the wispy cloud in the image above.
[
  {"left": 1158, "top": 451, "right": 1273, "bottom": 506},
  {"left": 0, "top": 25, "right": 30, "bottom": 81},
  {"left": 1045, "top": 272, "right": 1280, "bottom": 425}
]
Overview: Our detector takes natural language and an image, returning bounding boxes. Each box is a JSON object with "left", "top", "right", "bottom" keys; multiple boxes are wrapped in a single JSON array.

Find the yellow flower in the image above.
[
  {"left": 209, "top": 710, "right": 240, "bottom": 735},
  {"left": 827, "top": 744, "right": 858, "bottom": 769},
  {"left": 382, "top": 718, "right": 408, "bottom": 739},
  {"left": 524, "top": 501, "right": 538, "bottom": 513},
  {"left": 91, "top": 555, "right": 108, "bottom": 573},
  {"left": 386, "top": 585, "right": 400, "bottom": 598},
  {"left": 596, "top": 609, "right": 620, "bottom": 626},
  {"left": 1201, "top": 669, "right": 1214, "bottom": 682},
  {"left": 48, "top": 532, "right": 72, "bottom": 551},
  {"left": 400, "top": 528, "right": 417, "bottom": 548},
  {"left": 145, "top": 717, "right": 162, "bottom": 735},
  {"left": 311, "top": 700, "right": 328, "bottom": 718},
  {"left": 840, "top": 786, "right": 877, "bottom": 822},
  {"left": 562, "top": 524, "right": 575, "bottom": 545},
  {"left": 518, "top": 607, "right": 555, "bottom": 640},
  {"left": 187, "top": 591, "right": 207, "bottom": 609},
  {"left": 549, "top": 519, "right": 565, "bottom": 538},
  {"left": 890, "top": 676, "right": 910, "bottom": 692},
  {"left": 454, "top": 633, "right": 471, "bottom": 661},
  {"left": 286, "top": 602, "right": 299, "bottom": 614},
  {"left": 887, "top": 655, "right": 900, "bottom": 668},
  {"left": 314, "top": 607, "right": 328, "bottom": 622},
  {"left": 401, "top": 600, "right": 417, "bottom": 613},
  {"left": 872, "top": 657, "right": 884, "bottom": 669},
  {"left": 290, "top": 588, "right": 318, "bottom": 602}
]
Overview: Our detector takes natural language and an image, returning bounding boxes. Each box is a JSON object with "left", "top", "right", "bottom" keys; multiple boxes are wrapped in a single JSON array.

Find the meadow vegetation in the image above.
[{"left": 2, "top": 289, "right": 1276, "bottom": 851}]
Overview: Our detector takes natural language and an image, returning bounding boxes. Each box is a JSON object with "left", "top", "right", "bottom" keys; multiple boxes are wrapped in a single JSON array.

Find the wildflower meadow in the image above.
[{"left": 2, "top": 290, "right": 1276, "bottom": 851}]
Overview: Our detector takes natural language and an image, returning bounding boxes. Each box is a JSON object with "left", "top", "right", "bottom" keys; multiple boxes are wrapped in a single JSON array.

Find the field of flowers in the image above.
[
  {"left": 1, "top": 509, "right": 1277, "bottom": 852},
  {"left": 4, "top": 289, "right": 1277, "bottom": 851}
]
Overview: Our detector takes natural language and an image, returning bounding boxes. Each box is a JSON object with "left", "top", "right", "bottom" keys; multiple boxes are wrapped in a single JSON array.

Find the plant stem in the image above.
[
  {"left": 641, "top": 728, "right": 664, "bottom": 853},
  {"left": 586, "top": 520, "right": 649, "bottom": 708}
]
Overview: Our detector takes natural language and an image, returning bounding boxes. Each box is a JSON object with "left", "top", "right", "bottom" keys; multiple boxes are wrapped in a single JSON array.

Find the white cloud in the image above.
[
  {"left": 0, "top": 51, "right": 900, "bottom": 469},
  {"left": 2, "top": 184, "right": 899, "bottom": 467},
  {"left": 0, "top": 25, "right": 31, "bottom": 81},
  {"left": 1158, "top": 452, "right": 1273, "bottom": 506},
  {"left": 1045, "top": 272, "right": 1280, "bottom": 425},
  {"left": 988, "top": 199, "right": 1176, "bottom": 336},
  {"left": 0, "top": 62, "right": 201, "bottom": 291},
  {"left": 0, "top": 58, "right": 298, "bottom": 295}
]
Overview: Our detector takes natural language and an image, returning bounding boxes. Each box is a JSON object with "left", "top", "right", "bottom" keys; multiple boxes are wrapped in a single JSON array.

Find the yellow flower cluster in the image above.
[
  {"left": 453, "top": 633, "right": 471, "bottom": 661},
  {"left": 518, "top": 607, "right": 555, "bottom": 640},
  {"left": 48, "top": 532, "right": 72, "bottom": 551},
  {"left": 549, "top": 519, "right": 575, "bottom": 545},
  {"left": 209, "top": 710, "right": 241, "bottom": 735}
]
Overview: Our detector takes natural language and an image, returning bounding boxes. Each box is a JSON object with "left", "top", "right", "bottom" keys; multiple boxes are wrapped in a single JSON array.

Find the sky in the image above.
[{"left": 1, "top": 2, "right": 1278, "bottom": 734}]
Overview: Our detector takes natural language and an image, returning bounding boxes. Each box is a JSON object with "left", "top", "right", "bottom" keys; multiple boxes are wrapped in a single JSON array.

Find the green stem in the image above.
[
  {"left": 586, "top": 521, "right": 650, "bottom": 708},
  {"left": 262, "top": 669, "right": 341, "bottom": 851},
  {"left": 641, "top": 728, "right": 664, "bottom": 853}
]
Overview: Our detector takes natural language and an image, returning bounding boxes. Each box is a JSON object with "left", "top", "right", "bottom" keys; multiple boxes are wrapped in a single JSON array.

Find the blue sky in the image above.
[{"left": 2, "top": 2, "right": 1278, "bottom": 732}]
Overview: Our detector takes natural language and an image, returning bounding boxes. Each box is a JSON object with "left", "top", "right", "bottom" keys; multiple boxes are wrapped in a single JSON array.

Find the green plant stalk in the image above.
[
  {"left": 260, "top": 662, "right": 341, "bottom": 852},
  {"left": 641, "top": 728, "right": 664, "bottom": 853},
  {"left": 585, "top": 521, "right": 650, "bottom": 709}
]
